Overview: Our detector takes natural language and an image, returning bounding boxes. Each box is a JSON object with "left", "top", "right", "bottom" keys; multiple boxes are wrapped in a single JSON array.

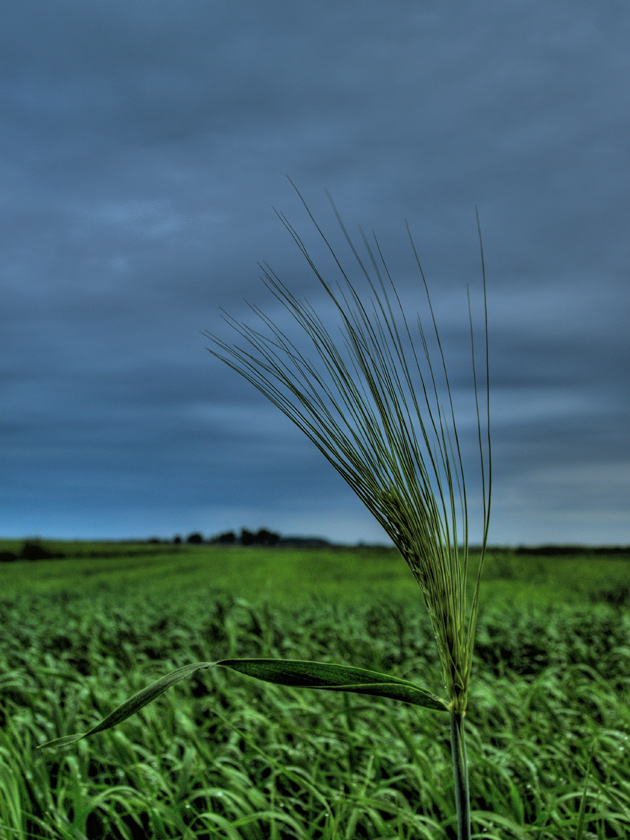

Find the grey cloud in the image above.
[{"left": 1, "top": 0, "right": 628, "bottom": 543}]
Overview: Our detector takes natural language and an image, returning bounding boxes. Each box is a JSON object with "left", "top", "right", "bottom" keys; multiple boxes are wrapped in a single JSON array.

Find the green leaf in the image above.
[
  {"left": 220, "top": 659, "right": 448, "bottom": 710},
  {"left": 37, "top": 658, "right": 446, "bottom": 749},
  {"left": 37, "top": 661, "right": 214, "bottom": 749}
]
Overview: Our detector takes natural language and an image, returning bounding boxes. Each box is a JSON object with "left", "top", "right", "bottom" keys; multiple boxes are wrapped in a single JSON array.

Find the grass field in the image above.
[{"left": 1, "top": 541, "right": 629, "bottom": 839}]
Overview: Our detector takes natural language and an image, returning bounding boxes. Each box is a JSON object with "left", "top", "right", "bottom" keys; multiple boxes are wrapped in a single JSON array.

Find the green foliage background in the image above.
[{"left": 1, "top": 542, "right": 629, "bottom": 839}]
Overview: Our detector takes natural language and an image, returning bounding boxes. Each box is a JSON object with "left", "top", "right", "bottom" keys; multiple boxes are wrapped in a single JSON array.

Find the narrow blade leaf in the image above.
[
  {"left": 38, "top": 657, "right": 446, "bottom": 749},
  {"left": 219, "top": 659, "right": 448, "bottom": 710},
  {"left": 37, "top": 661, "right": 214, "bottom": 749}
]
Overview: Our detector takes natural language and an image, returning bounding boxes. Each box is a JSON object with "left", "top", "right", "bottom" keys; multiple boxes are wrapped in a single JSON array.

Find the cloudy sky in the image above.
[{"left": 2, "top": 1, "right": 628, "bottom": 546}]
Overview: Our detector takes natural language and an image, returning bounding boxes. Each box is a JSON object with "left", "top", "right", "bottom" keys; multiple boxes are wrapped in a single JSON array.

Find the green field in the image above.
[{"left": 1, "top": 542, "right": 629, "bottom": 839}]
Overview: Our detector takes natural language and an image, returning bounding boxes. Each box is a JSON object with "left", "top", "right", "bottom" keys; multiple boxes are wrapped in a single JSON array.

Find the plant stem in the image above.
[{"left": 449, "top": 709, "right": 471, "bottom": 840}]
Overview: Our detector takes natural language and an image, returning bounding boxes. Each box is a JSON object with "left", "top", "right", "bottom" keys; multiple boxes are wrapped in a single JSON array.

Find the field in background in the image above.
[
  {"left": 1, "top": 542, "right": 629, "bottom": 839},
  {"left": 1, "top": 540, "right": 629, "bottom": 607}
]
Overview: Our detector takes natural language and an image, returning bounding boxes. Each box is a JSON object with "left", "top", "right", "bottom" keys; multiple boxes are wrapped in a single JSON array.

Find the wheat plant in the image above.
[{"left": 39, "top": 187, "right": 491, "bottom": 840}]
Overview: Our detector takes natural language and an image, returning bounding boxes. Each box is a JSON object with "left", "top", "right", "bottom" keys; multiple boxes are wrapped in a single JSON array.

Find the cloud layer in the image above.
[{"left": 2, "top": 1, "right": 629, "bottom": 545}]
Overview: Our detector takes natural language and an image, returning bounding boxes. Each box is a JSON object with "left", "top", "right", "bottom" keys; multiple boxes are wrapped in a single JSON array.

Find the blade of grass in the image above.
[{"left": 37, "top": 658, "right": 447, "bottom": 749}]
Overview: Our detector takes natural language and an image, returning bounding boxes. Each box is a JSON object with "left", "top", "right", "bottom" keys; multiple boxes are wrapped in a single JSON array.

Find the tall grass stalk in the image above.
[
  {"left": 39, "top": 187, "right": 491, "bottom": 839},
  {"left": 207, "top": 185, "right": 492, "bottom": 836}
]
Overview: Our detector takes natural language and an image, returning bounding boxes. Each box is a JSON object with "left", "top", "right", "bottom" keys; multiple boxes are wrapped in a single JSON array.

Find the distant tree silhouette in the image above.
[
  {"left": 255, "top": 528, "right": 280, "bottom": 546},
  {"left": 0, "top": 551, "right": 17, "bottom": 563},
  {"left": 239, "top": 528, "right": 280, "bottom": 546},
  {"left": 19, "top": 542, "right": 59, "bottom": 560},
  {"left": 215, "top": 531, "right": 236, "bottom": 544},
  {"left": 240, "top": 528, "right": 255, "bottom": 546},
  {"left": 186, "top": 532, "right": 203, "bottom": 544},
  {"left": 173, "top": 535, "right": 182, "bottom": 544}
]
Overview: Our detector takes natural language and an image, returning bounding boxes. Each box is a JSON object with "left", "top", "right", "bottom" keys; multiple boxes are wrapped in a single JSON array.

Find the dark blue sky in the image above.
[{"left": 2, "top": 1, "right": 629, "bottom": 545}]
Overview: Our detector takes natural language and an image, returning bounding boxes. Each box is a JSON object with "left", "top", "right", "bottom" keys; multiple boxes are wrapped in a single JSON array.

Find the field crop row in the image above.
[{"left": 1, "top": 550, "right": 629, "bottom": 840}]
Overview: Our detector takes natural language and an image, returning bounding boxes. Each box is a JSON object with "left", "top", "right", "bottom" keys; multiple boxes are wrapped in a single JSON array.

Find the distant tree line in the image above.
[
  {"left": 180, "top": 528, "right": 330, "bottom": 548},
  {"left": 3, "top": 537, "right": 629, "bottom": 563},
  {"left": 0, "top": 531, "right": 333, "bottom": 562},
  {"left": 0, "top": 542, "right": 65, "bottom": 563},
  {"left": 510, "top": 544, "right": 630, "bottom": 556}
]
